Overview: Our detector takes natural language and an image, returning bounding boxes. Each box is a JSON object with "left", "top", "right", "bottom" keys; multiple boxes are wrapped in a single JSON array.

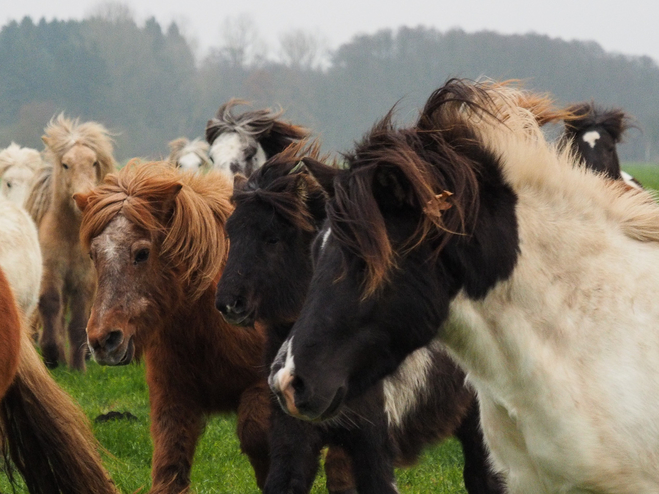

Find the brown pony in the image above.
[
  {"left": 25, "top": 114, "right": 116, "bottom": 370},
  {"left": 75, "top": 162, "right": 271, "bottom": 493},
  {"left": 0, "top": 266, "right": 118, "bottom": 494}
]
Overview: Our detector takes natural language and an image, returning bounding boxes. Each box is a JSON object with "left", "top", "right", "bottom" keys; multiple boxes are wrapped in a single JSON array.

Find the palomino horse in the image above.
[
  {"left": 269, "top": 79, "right": 659, "bottom": 493},
  {"left": 0, "top": 143, "right": 45, "bottom": 206},
  {"left": 563, "top": 102, "right": 642, "bottom": 188},
  {"left": 25, "top": 114, "right": 116, "bottom": 370},
  {"left": 216, "top": 143, "right": 504, "bottom": 494},
  {"left": 205, "top": 99, "right": 309, "bottom": 177},
  {"left": 166, "top": 137, "right": 212, "bottom": 172},
  {"left": 0, "top": 268, "right": 117, "bottom": 493},
  {"left": 76, "top": 162, "right": 271, "bottom": 493}
]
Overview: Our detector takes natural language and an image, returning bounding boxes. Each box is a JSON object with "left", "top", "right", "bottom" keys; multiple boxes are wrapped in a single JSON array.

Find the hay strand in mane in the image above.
[{"left": 80, "top": 161, "right": 234, "bottom": 300}]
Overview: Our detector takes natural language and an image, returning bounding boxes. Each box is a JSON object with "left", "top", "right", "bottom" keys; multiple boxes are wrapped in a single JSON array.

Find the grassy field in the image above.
[
  {"left": 1, "top": 163, "right": 657, "bottom": 494},
  {"left": 0, "top": 361, "right": 469, "bottom": 494}
]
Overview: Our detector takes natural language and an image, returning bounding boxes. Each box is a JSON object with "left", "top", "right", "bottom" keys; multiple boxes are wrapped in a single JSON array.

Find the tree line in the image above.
[{"left": 1, "top": 12, "right": 658, "bottom": 162}]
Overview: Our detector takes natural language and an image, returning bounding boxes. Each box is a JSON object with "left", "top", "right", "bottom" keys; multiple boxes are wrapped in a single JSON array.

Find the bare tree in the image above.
[
  {"left": 85, "top": 1, "right": 135, "bottom": 23},
  {"left": 279, "top": 29, "right": 328, "bottom": 70},
  {"left": 215, "top": 14, "right": 267, "bottom": 68}
]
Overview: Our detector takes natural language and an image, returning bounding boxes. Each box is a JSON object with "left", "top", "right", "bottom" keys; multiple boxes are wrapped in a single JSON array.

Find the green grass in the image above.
[{"left": 0, "top": 361, "right": 469, "bottom": 493}]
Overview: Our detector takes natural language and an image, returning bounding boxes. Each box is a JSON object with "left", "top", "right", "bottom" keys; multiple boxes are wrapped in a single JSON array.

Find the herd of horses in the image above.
[{"left": 0, "top": 79, "right": 656, "bottom": 494}]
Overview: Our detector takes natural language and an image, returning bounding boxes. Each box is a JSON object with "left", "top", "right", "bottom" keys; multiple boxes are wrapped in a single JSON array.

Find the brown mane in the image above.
[
  {"left": 80, "top": 161, "right": 234, "bottom": 300},
  {"left": 232, "top": 140, "right": 329, "bottom": 233}
]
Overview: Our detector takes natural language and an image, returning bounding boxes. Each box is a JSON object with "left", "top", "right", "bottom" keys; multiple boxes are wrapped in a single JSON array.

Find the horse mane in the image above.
[
  {"left": 24, "top": 165, "right": 53, "bottom": 226},
  {"left": 563, "top": 102, "right": 634, "bottom": 143},
  {"left": 330, "top": 79, "right": 659, "bottom": 297},
  {"left": 205, "top": 99, "right": 310, "bottom": 154},
  {"left": 80, "top": 161, "right": 234, "bottom": 301},
  {"left": 233, "top": 141, "right": 329, "bottom": 232},
  {"left": 166, "top": 137, "right": 211, "bottom": 169},
  {"left": 0, "top": 143, "right": 44, "bottom": 177}
]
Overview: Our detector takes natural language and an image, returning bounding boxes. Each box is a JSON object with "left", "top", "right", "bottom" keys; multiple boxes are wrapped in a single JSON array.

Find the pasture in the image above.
[{"left": 0, "top": 162, "right": 656, "bottom": 494}]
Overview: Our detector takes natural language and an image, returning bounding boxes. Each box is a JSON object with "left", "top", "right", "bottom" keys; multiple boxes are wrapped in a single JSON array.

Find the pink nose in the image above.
[{"left": 272, "top": 367, "right": 300, "bottom": 417}]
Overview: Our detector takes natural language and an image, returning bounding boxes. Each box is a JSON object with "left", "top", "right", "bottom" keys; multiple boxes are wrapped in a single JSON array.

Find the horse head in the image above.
[
  {"left": 77, "top": 162, "right": 232, "bottom": 366},
  {"left": 215, "top": 142, "right": 336, "bottom": 328},
  {"left": 167, "top": 137, "right": 211, "bottom": 172},
  {"left": 0, "top": 143, "right": 44, "bottom": 206}
]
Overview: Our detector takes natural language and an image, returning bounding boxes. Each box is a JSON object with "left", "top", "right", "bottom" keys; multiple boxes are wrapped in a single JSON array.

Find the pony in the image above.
[
  {"left": 268, "top": 79, "right": 659, "bottom": 493},
  {"left": 205, "top": 99, "right": 309, "bottom": 177},
  {"left": 0, "top": 264, "right": 117, "bottom": 493},
  {"left": 0, "top": 143, "right": 45, "bottom": 206},
  {"left": 166, "top": 137, "right": 212, "bottom": 172},
  {"left": 25, "top": 114, "right": 116, "bottom": 370},
  {"left": 216, "top": 142, "right": 504, "bottom": 494},
  {"left": 75, "top": 162, "right": 272, "bottom": 493},
  {"left": 562, "top": 102, "right": 641, "bottom": 188}
]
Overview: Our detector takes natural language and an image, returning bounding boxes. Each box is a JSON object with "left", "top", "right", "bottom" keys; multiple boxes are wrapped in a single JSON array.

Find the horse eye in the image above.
[
  {"left": 266, "top": 236, "right": 280, "bottom": 245},
  {"left": 62, "top": 163, "right": 69, "bottom": 170},
  {"left": 6, "top": 182, "right": 11, "bottom": 188},
  {"left": 93, "top": 161, "right": 99, "bottom": 167},
  {"left": 134, "top": 248, "right": 150, "bottom": 264}
]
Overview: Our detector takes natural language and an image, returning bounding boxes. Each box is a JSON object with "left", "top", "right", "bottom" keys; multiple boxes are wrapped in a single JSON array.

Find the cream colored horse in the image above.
[{"left": 0, "top": 142, "right": 45, "bottom": 206}]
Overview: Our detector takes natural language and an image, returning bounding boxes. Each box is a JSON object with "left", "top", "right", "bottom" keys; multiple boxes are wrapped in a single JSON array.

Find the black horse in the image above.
[
  {"left": 563, "top": 102, "right": 641, "bottom": 188},
  {"left": 215, "top": 143, "right": 504, "bottom": 494}
]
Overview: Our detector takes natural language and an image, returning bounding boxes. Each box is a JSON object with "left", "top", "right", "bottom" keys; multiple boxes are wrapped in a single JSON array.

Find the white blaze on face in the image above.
[
  {"left": 269, "top": 337, "right": 296, "bottom": 393},
  {"left": 209, "top": 132, "right": 244, "bottom": 174},
  {"left": 177, "top": 152, "right": 202, "bottom": 171},
  {"left": 321, "top": 227, "right": 332, "bottom": 251},
  {"left": 582, "top": 131, "right": 601, "bottom": 149}
]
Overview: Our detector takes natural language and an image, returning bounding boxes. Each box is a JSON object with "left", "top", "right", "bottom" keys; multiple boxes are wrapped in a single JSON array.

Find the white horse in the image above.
[
  {"left": 0, "top": 197, "right": 42, "bottom": 322},
  {"left": 0, "top": 142, "right": 45, "bottom": 206},
  {"left": 166, "top": 137, "right": 212, "bottom": 172},
  {"left": 205, "top": 99, "right": 309, "bottom": 177}
]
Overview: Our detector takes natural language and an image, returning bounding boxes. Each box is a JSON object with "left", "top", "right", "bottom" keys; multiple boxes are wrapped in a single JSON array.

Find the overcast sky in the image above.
[{"left": 2, "top": 0, "right": 658, "bottom": 64}]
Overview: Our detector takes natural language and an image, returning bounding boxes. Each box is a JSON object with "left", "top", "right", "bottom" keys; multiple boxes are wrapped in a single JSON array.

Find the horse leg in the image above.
[
  {"left": 67, "top": 283, "right": 93, "bottom": 371},
  {"left": 264, "top": 405, "right": 323, "bottom": 494},
  {"left": 339, "top": 419, "right": 398, "bottom": 494},
  {"left": 149, "top": 395, "right": 205, "bottom": 494},
  {"left": 324, "top": 446, "right": 358, "bottom": 494},
  {"left": 454, "top": 399, "right": 506, "bottom": 494},
  {"left": 236, "top": 381, "right": 272, "bottom": 490},
  {"left": 38, "top": 280, "right": 65, "bottom": 369}
]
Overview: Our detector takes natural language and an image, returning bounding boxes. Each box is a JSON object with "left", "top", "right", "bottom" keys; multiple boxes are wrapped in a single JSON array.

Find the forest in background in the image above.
[{"left": 1, "top": 8, "right": 658, "bottom": 162}]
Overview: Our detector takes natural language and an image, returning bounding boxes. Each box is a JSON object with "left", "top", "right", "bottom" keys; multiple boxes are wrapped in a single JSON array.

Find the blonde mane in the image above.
[
  {"left": 456, "top": 81, "right": 659, "bottom": 244},
  {"left": 166, "top": 137, "right": 211, "bottom": 171},
  {"left": 80, "top": 161, "right": 234, "bottom": 301},
  {"left": 42, "top": 113, "right": 116, "bottom": 175},
  {"left": 0, "top": 143, "right": 44, "bottom": 177}
]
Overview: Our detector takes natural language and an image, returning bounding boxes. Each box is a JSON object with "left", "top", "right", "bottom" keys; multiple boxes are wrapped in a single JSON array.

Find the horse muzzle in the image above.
[{"left": 87, "top": 330, "right": 135, "bottom": 366}]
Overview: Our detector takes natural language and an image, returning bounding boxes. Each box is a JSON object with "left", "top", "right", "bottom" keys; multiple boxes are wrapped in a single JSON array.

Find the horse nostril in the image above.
[
  {"left": 222, "top": 296, "right": 246, "bottom": 316},
  {"left": 103, "top": 330, "right": 124, "bottom": 352},
  {"left": 292, "top": 375, "right": 305, "bottom": 396}
]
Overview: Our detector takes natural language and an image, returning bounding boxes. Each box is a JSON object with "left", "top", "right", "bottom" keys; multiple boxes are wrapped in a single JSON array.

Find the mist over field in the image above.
[{"left": 1, "top": 6, "right": 658, "bottom": 163}]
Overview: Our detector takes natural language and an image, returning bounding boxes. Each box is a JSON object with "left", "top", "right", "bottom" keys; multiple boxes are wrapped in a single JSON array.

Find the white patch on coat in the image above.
[
  {"left": 382, "top": 339, "right": 443, "bottom": 427},
  {"left": 177, "top": 152, "right": 203, "bottom": 171},
  {"left": 209, "top": 132, "right": 267, "bottom": 176},
  {"left": 269, "top": 337, "right": 295, "bottom": 392},
  {"left": 582, "top": 130, "right": 601, "bottom": 149},
  {"left": 621, "top": 170, "right": 643, "bottom": 190},
  {"left": 321, "top": 227, "right": 332, "bottom": 251}
]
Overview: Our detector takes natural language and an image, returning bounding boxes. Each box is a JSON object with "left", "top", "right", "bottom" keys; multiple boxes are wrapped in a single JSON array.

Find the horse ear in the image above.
[
  {"left": 302, "top": 157, "right": 339, "bottom": 197},
  {"left": 41, "top": 136, "right": 51, "bottom": 147},
  {"left": 233, "top": 174, "right": 248, "bottom": 191},
  {"left": 73, "top": 192, "right": 91, "bottom": 213}
]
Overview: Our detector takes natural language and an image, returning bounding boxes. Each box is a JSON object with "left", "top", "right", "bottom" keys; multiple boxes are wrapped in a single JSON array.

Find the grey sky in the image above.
[{"left": 2, "top": 0, "right": 658, "bottom": 63}]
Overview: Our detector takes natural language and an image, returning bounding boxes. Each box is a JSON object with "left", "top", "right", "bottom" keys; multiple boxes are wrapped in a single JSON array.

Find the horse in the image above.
[
  {"left": 75, "top": 161, "right": 272, "bottom": 493},
  {"left": 0, "top": 143, "right": 45, "bottom": 206},
  {"left": 166, "top": 137, "right": 212, "bottom": 172},
  {"left": 268, "top": 79, "right": 659, "bottom": 493},
  {"left": 205, "top": 99, "right": 309, "bottom": 177},
  {"left": 216, "top": 142, "right": 505, "bottom": 494},
  {"left": 562, "top": 102, "right": 642, "bottom": 188},
  {"left": 24, "top": 114, "right": 116, "bottom": 370},
  {"left": 0, "top": 266, "right": 117, "bottom": 494}
]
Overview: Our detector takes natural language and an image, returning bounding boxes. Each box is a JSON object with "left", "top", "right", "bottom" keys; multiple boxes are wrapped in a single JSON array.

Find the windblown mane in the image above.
[
  {"left": 166, "top": 137, "right": 211, "bottom": 170},
  {"left": 205, "top": 99, "right": 310, "bottom": 156},
  {"left": 330, "top": 79, "right": 659, "bottom": 297},
  {"left": 0, "top": 143, "right": 44, "bottom": 177},
  {"left": 80, "top": 161, "right": 233, "bottom": 300},
  {"left": 232, "top": 141, "right": 330, "bottom": 232},
  {"left": 563, "top": 102, "right": 634, "bottom": 143},
  {"left": 24, "top": 165, "right": 53, "bottom": 225}
]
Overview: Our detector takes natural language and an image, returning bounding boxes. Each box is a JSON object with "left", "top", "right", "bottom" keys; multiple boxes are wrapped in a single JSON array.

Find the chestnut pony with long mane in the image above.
[
  {"left": 25, "top": 114, "right": 116, "bottom": 370},
  {"left": 0, "top": 266, "right": 117, "bottom": 494},
  {"left": 76, "top": 162, "right": 271, "bottom": 493}
]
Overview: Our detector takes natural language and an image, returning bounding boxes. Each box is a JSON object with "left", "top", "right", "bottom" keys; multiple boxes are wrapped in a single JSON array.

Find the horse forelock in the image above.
[
  {"left": 81, "top": 162, "right": 233, "bottom": 301},
  {"left": 0, "top": 143, "right": 44, "bottom": 176},
  {"left": 232, "top": 141, "right": 326, "bottom": 232},
  {"left": 564, "top": 102, "right": 634, "bottom": 143},
  {"left": 43, "top": 114, "right": 116, "bottom": 176}
]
